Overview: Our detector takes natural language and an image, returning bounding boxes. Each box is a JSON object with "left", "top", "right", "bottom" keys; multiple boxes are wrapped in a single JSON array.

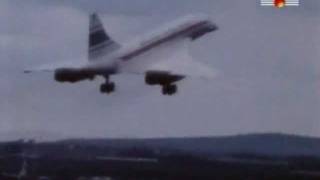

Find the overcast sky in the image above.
[{"left": 0, "top": 0, "right": 319, "bottom": 141}]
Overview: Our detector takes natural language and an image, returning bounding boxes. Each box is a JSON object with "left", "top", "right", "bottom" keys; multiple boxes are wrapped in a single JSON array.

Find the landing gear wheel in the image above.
[
  {"left": 162, "top": 84, "right": 177, "bottom": 95},
  {"left": 107, "top": 82, "right": 115, "bottom": 93},
  {"left": 162, "top": 86, "right": 168, "bottom": 95},
  {"left": 100, "top": 82, "right": 115, "bottom": 94},
  {"left": 100, "top": 84, "right": 107, "bottom": 93},
  {"left": 168, "top": 84, "right": 177, "bottom": 95}
]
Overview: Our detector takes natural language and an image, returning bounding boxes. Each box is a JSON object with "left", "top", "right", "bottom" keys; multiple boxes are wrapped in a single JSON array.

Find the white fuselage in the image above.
[{"left": 83, "top": 14, "right": 217, "bottom": 75}]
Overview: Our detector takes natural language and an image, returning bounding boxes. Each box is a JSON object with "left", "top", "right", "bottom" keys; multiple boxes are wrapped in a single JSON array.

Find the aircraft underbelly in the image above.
[{"left": 82, "top": 60, "right": 118, "bottom": 75}]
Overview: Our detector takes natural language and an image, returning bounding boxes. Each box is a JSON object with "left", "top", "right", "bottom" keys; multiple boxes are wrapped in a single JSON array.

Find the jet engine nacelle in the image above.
[
  {"left": 54, "top": 68, "right": 94, "bottom": 83},
  {"left": 145, "top": 71, "right": 185, "bottom": 86}
]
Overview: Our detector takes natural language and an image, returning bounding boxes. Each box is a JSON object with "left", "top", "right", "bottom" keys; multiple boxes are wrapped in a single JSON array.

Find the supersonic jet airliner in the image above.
[{"left": 25, "top": 13, "right": 218, "bottom": 95}]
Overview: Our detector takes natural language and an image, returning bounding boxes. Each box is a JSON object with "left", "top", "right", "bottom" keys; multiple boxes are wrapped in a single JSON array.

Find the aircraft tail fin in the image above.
[{"left": 89, "top": 13, "right": 120, "bottom": 61}]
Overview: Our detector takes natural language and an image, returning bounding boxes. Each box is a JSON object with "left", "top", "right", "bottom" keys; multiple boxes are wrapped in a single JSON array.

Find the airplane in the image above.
[{"left": 25, "top": 13, "right": 218, "bottom": 95}]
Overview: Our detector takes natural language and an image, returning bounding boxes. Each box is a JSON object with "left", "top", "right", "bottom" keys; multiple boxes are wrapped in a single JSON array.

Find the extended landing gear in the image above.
[
  {"left": 162, "top": 84, "right": 177, "bottom": 95},
  {"left": 100, "top": 82, "right": 115, "bottom": 94},
  {"left": 100, "top": 76, "right": 115, "bottom": 94}
]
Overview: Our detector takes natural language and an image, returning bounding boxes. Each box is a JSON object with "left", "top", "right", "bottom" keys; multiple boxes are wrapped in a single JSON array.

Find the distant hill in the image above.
[
  {"left": 59, "top": 133, "right": 320, "bottom": 158},
  {"left": 2, "top": 133, "right": 320, "bottom": 179}
]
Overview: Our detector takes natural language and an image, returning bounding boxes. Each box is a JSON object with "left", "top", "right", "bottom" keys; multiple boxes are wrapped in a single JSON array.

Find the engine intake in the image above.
[
  {"left": 54, "top": 68, "right": 94, "bottom": 83},
  {"left": 145, "top": 71, "right": 185, "bottom": 86}
]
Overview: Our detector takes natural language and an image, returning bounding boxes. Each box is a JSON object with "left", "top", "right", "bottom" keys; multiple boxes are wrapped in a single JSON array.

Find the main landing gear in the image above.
[
  {"left": 100, "top": 76, "right": 115, "bottom": 94},
  {"left": 162, "top": 84, "right": 177, "bottom": 95}
]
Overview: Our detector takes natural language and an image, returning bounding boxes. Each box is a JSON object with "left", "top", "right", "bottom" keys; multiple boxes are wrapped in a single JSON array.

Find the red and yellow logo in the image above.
[
  {"left": 261, "top": 0, "right": 299, "bottom": 8},
  {"left": 274, "top": 0, "right": 286, "bottom": 8}
]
